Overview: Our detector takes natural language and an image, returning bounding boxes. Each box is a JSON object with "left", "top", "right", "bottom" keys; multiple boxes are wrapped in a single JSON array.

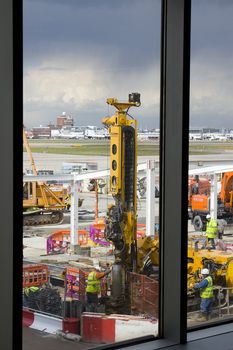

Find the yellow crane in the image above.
[
  {"left": 102, "top": 93, "right": 142, "bottom": 300},
  {"left": 23, "top": 127, "right": 67, "bottom": 225}
]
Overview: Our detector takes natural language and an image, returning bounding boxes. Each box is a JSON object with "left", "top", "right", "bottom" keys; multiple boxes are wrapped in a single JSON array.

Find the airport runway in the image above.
[{"left": 23, "top": 151, "right": 233, "bottom": 174}]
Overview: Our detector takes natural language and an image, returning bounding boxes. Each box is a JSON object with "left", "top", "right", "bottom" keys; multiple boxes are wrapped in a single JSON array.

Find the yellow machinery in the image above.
[
  {"left": 102, "top": 94, "right": 233, "bottom": 314},
  {"left": 187, "top": 238, "right": 233, "bottom": 311},
  {"left": 102, "top": 93, "right": 141, "bottom": 300},
  {"left": 137, "top": 235, "right": 159, "bottom": 275},
  {"left": 23, "top": 128, "right": 78, "bottom": 225}
]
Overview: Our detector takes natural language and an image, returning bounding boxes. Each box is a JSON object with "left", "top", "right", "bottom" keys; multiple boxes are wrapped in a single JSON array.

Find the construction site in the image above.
[{"left": 23, "top": 94, "right": 233, "bottom": 347}]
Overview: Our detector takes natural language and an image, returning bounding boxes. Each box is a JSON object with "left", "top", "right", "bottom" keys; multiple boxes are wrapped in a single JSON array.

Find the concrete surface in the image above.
[{"left": 23, "top": 328, "right": 99, "bottom": 350}]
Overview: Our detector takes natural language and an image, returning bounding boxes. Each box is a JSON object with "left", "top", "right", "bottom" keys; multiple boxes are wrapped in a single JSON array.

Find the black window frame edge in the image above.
[
  {"left": 159, "top": 0, "right": 190, "bottom": 344},
  {"left": 13, "top": 0, "right": 24, "bottom": 349},
  {"left": 0, "top": 0, "right": 23, "bottom": 349},
  {"left": 0, "top": 0, "right": 13, "bottom": 349},
  {"left": 1, "top": 0, "right": 232, "bottom": 349}
]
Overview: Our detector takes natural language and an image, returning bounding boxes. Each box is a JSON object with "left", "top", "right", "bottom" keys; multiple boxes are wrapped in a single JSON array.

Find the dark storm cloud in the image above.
[
  {"left": 191, "top": 0, "right": 233, "bottom": 56},
  {"left": 23, "top": 0, "right": 233, "bottom": 128},
  {"left": 23, "top": 0, "right": 160, "bottom": 68},
  {"left": 23, "top": 0, "right": 161, "bottom": 128},
  {"left": 189, "top": 1, "right": 233, "bottom": 128}
]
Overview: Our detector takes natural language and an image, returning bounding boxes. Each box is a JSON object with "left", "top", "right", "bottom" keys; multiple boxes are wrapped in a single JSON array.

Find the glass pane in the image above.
[
  {"left": 23, "top": 0, "right": 161, "bottom": 347},
  {"left": 188, "top": 1, "right": 233, "bottom": 328}
]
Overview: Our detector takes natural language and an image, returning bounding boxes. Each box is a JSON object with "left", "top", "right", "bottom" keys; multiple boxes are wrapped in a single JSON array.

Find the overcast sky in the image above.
[{"left": 23, "top": 0, "right": 233, "bottom": 129}]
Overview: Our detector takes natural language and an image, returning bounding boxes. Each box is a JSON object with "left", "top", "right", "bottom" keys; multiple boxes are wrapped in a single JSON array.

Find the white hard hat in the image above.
[
  {"left": 206, "top": 214, "right": 211, "bottom": 219},
  {"left": 201, "top": 268, "right": 209, "bottom": 275},
  {"left": 94, "top": 266, "right": 101, "bottom": 271}
]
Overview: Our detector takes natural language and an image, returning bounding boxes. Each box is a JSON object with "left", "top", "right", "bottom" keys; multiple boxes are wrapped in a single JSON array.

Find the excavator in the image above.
[
  {"left": 102, "top": 94, "right": 233, "bottom": 314},
  {"left": 23, "top": 127, "right": 83, "bottom": 226}
]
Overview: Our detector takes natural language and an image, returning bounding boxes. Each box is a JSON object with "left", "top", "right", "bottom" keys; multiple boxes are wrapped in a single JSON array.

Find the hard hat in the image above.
[
  {"left": 201, "top": 268, "right": 209, "bottom": 275},
  {"left": 206, "top": 214, "right": 211, "bottom": 219},
  {"left": 94, "top": 266, "right": 101, "bottom": 271}
]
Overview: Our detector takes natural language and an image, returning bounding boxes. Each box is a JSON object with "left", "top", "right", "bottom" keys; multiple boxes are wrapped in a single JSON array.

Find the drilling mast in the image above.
[{"left": 102, "top": 93, "right": 141, "bottom": 301}]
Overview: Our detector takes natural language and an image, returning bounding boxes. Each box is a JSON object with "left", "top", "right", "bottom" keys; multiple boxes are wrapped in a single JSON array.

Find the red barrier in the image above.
[
  {"left": 82, "top": 314, "right": 115, "bottom": 343},
  {"left": 63, "top": 318, "right": 80, "bottom": 334},
  {"left": 22, "top": 309, "right": 34, "bottom": 327}
]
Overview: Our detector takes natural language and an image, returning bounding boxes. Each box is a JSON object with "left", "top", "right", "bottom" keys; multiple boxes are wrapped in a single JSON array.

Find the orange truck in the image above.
[
  {"left": 189, "top": 172, "right": 233, "bottom": 231},
  {"left": 188, "top": 175, "right": 210, "bottom": 207}
]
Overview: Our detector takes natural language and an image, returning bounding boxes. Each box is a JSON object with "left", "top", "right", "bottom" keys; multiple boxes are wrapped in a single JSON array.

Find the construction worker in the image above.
[
  {"left": 24, "top": 285, "right": 40, "bottom": 296},
  {"left": 86, "top": 266, "right": 111, "bottom": 310},
  {"left": 193, "top": 268, "right": 214, "bottom": 321},
  {"left": 202, "top": 214, "right": 218, "bottom": 249},
  {"left": 23, "top": 285, "right": 40, "bottom": 307}
]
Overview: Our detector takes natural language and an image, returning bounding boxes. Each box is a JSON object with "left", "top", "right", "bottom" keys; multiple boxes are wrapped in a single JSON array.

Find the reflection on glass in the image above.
[{"left": 188, "top": 1, "right": 233, "bottom": 327}]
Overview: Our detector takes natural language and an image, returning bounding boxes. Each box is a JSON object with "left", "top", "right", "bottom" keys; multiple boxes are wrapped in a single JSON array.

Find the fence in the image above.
[
  {"left": 129, "top": 272, "right": 159, "bottom": 318},
  {"left": 47, "top": 230, "right": 89, "bottom": 254},
  {"left": 23, "top": 264, "right": 48, "bottom": 287}
]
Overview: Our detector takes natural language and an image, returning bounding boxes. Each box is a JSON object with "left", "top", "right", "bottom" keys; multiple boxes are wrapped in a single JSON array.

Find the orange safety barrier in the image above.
[
  {"left": 93, "top": 218, "right": 105, "bottom": 238},
  {"left": 65, "top": 267, "right": 88, "bottom": 300},
  {"left": 95, "top": 217, "right": 105, "bottom": 225},
  {"left": 66, "top": 267, "right": 88, "bottom": 277},
  {"left": 77, "top": 230, "right": 89, "bottom": 245},
  {"left": 50, "top": 230, "right": 89, "bottom": 246},
  {"left": 137, "top": 223, "right": 146, "bottom": 238},
  {"left": 23, "top": 264, "right": 48, "bottom": 288},
  {"left": 91, "top": 223, "right": 105, "bottom": 239}
]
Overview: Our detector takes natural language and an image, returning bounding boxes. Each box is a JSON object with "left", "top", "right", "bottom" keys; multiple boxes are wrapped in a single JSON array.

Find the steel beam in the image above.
[
  {"left": 146, "top": 160, "right": 156, "bottom": 236},
  {"left": 210, "top": 173, "right": 218, "bottom": 220},
  {"left": 23, "top": 162, "right": 148, "bottom": 182},
  {"left": 70, "top": 181, "right": 79, "bottom": 252},
  {"left": 23, "top": 163, "right": 233, "bottom": 183}
]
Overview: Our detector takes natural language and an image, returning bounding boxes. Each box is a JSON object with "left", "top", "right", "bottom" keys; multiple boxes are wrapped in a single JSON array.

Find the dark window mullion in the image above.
[{"left": 159, "top": 0, "right": 191, "bottom": 343}]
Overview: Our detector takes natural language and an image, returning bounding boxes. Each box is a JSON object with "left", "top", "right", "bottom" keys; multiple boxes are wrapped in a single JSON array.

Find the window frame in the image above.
[
  {"left": 2, "top": 0, "right": 233, "bottom": 349},
  {"left": 159, "top": 0, "right": 191, "bottom": 343}
]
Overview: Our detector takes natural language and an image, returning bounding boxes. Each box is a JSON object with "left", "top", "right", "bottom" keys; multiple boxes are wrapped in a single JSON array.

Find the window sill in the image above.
[{"left": 94, "top": 322, "right": 233, "bottom": 350}]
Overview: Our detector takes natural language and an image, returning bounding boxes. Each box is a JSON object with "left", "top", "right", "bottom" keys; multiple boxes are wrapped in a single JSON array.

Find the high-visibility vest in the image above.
[
  {"left": 86, "top": 271, "right": 101, "bottom": 294},
  {"left": 200, "top": 276, "right": 214, "bottom": 299},
  {"left": 206, "top": 219, "right": 217, "bottom": 239},
  {"left": 24, "top": 286, "right": 40, "bottom": 296}
]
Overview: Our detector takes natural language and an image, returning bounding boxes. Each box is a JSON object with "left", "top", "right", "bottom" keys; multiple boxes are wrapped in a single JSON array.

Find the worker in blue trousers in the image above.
[{"left": 193, "top": 268, "right": 214, "bottom": 321}]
